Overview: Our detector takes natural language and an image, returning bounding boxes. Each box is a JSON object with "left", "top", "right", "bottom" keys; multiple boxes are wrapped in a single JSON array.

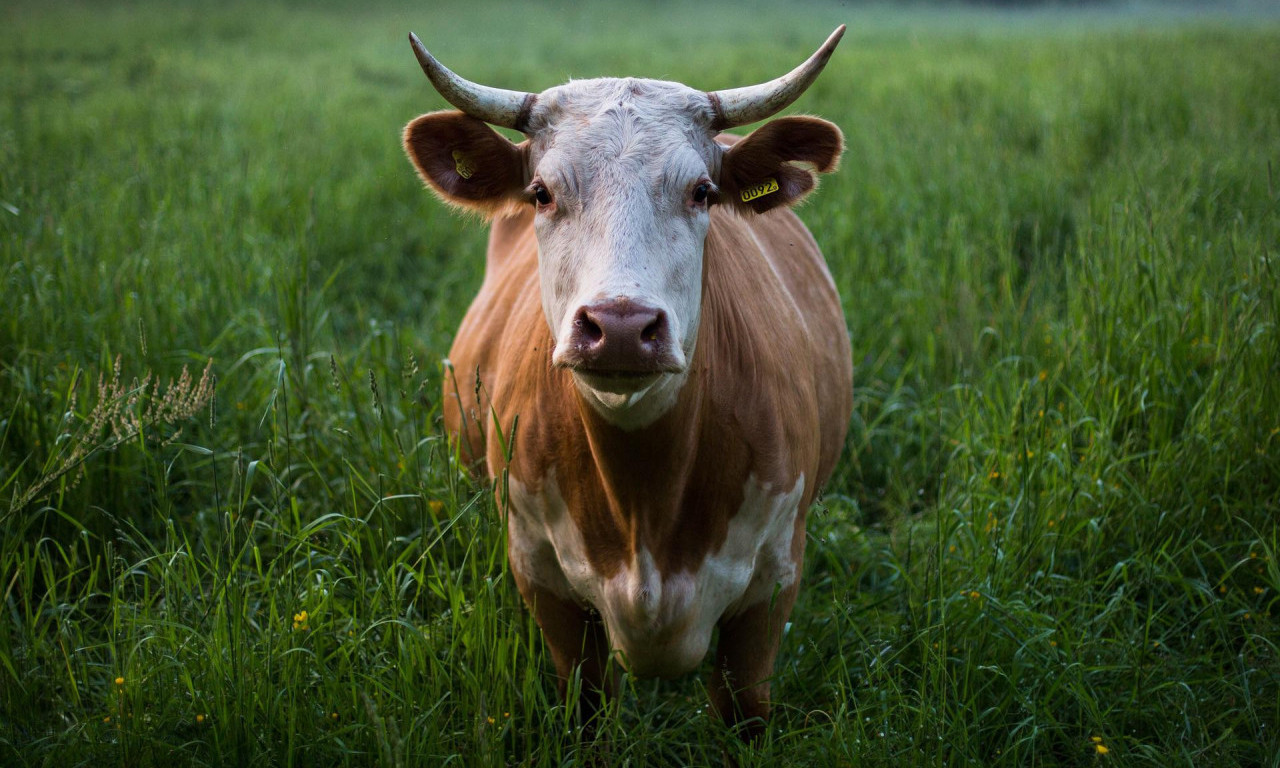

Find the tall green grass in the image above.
[{"left": 2, "top": 1, "right": 1278, "bottom": 764}]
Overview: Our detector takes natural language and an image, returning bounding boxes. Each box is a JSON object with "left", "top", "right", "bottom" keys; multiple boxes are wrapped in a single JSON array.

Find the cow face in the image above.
[
  {"left": 523, "top": 80, "right": 719, "bottom": 422},
  {"left": 405, "top": 64, "right": 841, "bottom": 428}
]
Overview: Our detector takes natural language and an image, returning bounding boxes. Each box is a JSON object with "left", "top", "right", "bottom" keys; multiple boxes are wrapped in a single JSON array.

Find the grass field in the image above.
[{"left": 3, "top": 1, "right": 1279, "bottom": 765}]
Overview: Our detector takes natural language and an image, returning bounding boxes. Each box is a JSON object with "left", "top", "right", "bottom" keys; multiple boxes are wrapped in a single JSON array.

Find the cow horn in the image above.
[
  {"left": 408, "top": 33, "right": 538, "bottom": 132},
  {"left": 706, "top": 25, "right": 845, "bottom": 130}
]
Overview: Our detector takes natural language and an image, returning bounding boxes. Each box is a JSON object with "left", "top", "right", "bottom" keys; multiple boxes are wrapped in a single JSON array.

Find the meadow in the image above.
[{"left": 2, "top": 1, "right": 1279, "bottom": 765}]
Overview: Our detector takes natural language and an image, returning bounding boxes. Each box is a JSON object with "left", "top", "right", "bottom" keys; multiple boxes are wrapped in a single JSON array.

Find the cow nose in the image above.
[{"left": 566, "top": 299, "right": 679, "bottom": 373}]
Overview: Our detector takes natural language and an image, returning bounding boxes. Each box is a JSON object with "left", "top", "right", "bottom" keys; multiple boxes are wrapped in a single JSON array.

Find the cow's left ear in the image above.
[
  {"left": 403, "top": 111, "right": 528, "bottom": 216},
  {"left": 719, "top": 116, "right": 843, "bottom": 214}
]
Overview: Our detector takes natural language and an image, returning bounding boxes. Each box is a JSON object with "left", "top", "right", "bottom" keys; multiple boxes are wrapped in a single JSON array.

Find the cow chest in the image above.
[{"left": 507, "top": 469, "right": 805, "bottom": 678}]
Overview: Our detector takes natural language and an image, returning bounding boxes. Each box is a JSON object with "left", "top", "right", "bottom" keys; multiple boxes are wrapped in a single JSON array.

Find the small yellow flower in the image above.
[
  {"left": 331, "top": 712, "right": 339, "bottom": 720},
  {"left": 1096, "top": 744, "right": 1109, "bottom": 755},
  {"left": 1091, "top": 736, "right": 1102, "bottom": 743},
  {"left": 196, "top": 714, "right": 205, "bottom": 724},
  {"left": 1037, "top": 370, "right": 1048, "bottom": 382},
  {"left": 1254, "top": 586, "right": 1265, "bottom": 595},
  {"left": 486, "top": 716, "right": 495, "bottom": 725},
  {"left": 1219, "top": 585, "right": 1227, "bottom": 594},
  {"left": 293, "top": 610, "right": 310, "bottom": 631},
  {"left": 968, "top": 590, "right": 981, "bottom": 600},
  {"left": 114, "top": 676, "right": 124, "bottom": 686},
  {"left": 988, "top": 470, "right": 1001, "bottom": 480},
  {"left": 428, "top": 500, "right": 445, "bottom": 515},
  {"left": 1050, "top": 640, "right": 1058, "bottom": 647},
  {"left": 1026, "top": 450, "right": 1035, "bottom": 458},
  {"left": 103, "top": 716, "right": 111, "bottom": 723}
]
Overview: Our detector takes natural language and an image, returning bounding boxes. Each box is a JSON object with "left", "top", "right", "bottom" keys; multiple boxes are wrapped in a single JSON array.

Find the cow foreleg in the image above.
[
  {"left": 511, "top": 571, "right": 618, "bottom": 729},
  {"left": 709, "top": 585, "right": 799, "bottom": 742}
]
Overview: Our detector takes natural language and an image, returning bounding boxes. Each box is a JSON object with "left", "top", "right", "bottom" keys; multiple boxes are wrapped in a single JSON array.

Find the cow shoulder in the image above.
[
  {"left": 738, "top": 209, "right": 852, "bottom": 488},
  {"left": 698, "top": 209, "right": 826, "bottom": 492},
  {"left": 444, "top": 207, "right": 539, "bottom": 471}
]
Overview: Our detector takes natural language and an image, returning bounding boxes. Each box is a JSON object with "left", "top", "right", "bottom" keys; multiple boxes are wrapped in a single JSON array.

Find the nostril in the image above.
[
  {"left": 574, "top": 309, "right": 603, "bottom": 344},
  {"left": 641, "top": 312, "right": 667, "bottom": 343}
]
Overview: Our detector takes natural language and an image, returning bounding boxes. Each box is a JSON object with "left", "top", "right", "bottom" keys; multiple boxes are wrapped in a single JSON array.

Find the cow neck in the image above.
[
  {"left": 573, "top": 368, "right": 703, "bottom": 543},
  {"left": 558, "top": 264, "right": 750, "bottom": 577}
]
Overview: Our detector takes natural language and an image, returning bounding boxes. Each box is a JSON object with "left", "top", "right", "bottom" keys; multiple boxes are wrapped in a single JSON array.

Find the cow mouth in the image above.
[{"left": 571, "top": 368, "right": 664, "bottom": 393}]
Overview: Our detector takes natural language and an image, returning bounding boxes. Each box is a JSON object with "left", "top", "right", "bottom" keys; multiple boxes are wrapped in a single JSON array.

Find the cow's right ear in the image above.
[{"left": 403, "top": 111, "right": 528, "bottom": 215}]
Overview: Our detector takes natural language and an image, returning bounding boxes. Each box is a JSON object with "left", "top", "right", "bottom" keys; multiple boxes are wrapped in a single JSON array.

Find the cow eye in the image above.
[
  {"left": 533, "top": 183, "right": 553, "bottom": 207},
  {"left": 692, "top": 183, "right": 710, "bottom": 204}
]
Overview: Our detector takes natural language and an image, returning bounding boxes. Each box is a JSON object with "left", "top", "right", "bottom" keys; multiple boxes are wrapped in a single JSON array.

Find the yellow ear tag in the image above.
[
  {"left": 740, "top": 177, "right": 779, "bottom": 203},
  {"left": 451, "top": 149, "right": 475, "bottom": 180}
]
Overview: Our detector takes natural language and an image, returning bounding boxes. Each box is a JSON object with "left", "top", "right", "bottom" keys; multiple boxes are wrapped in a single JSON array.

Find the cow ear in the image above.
[
  {"left": 719, "top": 116, "right": 843, "bottom": 214},
  {"left": 403, "top": 111, "right": 528, "bottom": 216}
]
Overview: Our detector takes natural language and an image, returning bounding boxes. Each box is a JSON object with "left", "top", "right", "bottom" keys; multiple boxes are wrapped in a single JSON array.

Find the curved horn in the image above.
[
  {"left": 706, "top": 25, "right": 845, "bottom": 130},
  {"left": 408, "top": 33, "right": 537, "bottom": 132}
]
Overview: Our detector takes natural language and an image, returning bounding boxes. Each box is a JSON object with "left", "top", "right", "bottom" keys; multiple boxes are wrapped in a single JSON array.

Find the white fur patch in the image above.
[{"left": 507, "top": 471, "right": 804, "bottom": 678}]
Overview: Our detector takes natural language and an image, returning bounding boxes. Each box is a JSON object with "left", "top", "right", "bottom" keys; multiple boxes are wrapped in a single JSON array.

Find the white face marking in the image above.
[
  {"left": 508, "top": 471, "right": 805, "bottom": 678},
  {"left": 524, "top": 79, "right": 722, "bottom": 427}
]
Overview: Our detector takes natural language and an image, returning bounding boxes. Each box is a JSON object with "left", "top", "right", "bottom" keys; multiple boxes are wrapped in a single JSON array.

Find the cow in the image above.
[{"left": 402, "top": 27, "right": 853, "bottom": 739}]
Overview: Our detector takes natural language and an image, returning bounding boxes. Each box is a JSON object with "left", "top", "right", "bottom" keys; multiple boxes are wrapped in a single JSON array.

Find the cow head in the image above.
[{"left": 404, "top": 29, "right": 844, "bottom": 428}]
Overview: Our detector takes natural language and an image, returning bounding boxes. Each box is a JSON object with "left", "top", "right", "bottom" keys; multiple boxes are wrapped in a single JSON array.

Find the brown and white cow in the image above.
[{"left": 403, "top": 28, "right": 852, "bottom": 737}]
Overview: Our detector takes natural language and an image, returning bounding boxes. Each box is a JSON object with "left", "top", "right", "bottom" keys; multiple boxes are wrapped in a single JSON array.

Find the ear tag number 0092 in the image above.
[
  {"left": 452, "top": 149, "right": 475, "bottom": 180},
  {"left": 740, "top": 177, "right": 779, "bottom": 203}
]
